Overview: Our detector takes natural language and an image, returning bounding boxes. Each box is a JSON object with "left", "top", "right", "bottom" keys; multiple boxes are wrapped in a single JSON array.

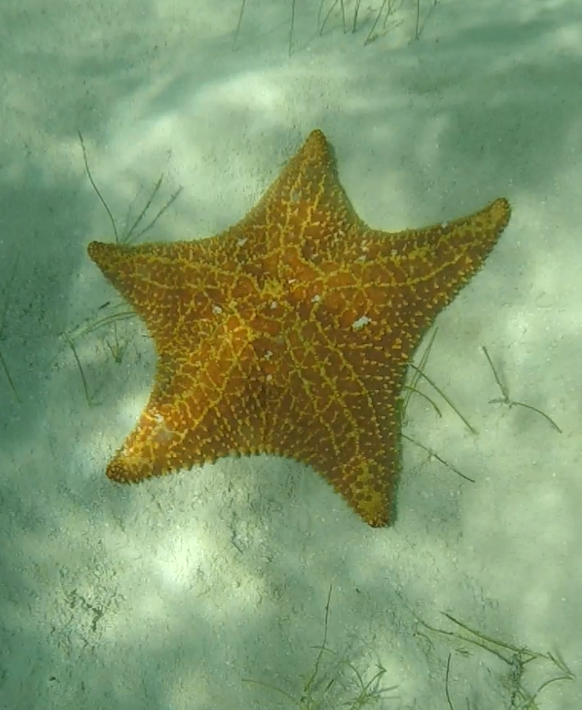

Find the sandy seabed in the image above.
[{"left": 1, "top": 1, "right": 581, "bottom": 708}]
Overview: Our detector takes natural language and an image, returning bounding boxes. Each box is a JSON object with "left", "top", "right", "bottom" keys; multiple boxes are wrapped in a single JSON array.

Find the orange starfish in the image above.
[{"left": 88, "top": 129, "right": 510, "bottom": 527}]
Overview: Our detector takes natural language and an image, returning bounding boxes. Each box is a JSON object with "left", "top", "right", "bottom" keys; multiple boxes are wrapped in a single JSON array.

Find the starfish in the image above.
[{"left": 88, "top": 129, "right": 510, "bottom": 527}]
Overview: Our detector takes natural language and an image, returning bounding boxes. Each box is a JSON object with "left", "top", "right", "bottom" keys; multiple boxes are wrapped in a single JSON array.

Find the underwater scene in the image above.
[{"left": 0, "top": 1, "right": 580, "bottom": 708}]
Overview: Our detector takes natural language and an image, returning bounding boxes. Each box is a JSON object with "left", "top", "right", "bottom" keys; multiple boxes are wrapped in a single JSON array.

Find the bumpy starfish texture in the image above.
[{"left": 88, "top": 129, "right": 510, "bottom": 527}]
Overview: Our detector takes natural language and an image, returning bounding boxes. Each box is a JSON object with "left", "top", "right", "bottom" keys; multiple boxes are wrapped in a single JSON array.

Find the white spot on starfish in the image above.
[{"left": 352, "top": 315, "right": 372, "bottom": 331}]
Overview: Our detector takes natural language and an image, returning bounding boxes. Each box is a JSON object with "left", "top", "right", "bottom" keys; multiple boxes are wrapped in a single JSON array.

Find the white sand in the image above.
[{"left": 1, "top": 0, "right": 581, "bottom": 708}]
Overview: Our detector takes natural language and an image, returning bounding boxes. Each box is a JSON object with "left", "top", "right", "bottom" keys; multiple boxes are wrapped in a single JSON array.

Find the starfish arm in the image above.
[
  {"left": 262, "top": 320, "right": 401, "bottom": 526},
  {"left": 87, "top": 239, "right": 239, "bottom": 345},
  {"left": 236, "top": 130, "right": 365, "bottom": 260},
  {"left": 105, "top": 322, "right": 268, "bottom": 482},
  {"left": 364, "top": 197, "right": 510, "bottom": 335}
]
